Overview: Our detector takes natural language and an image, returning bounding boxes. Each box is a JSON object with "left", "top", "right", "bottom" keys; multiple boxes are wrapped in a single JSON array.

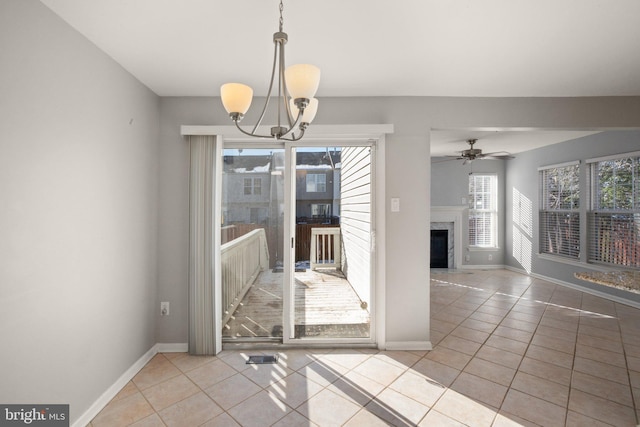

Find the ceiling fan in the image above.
[{"left": 436, "top": 139, "right": 514, "bottom": 164}]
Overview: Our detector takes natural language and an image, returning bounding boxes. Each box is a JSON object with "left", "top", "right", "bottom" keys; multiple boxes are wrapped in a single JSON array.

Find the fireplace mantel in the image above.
[{"left": 430, "top": 206, "right": 467, "bottom": 269}]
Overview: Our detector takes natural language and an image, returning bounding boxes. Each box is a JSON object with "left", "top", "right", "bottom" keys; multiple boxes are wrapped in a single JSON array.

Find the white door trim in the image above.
[{"left": 182, "top": 124, "right": 392, "bottom": 349}]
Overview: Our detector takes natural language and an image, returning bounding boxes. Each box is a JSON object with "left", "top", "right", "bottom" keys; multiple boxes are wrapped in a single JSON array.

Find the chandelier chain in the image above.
[{"left": 220, "top": 0, "right": 319, "bottom": 141}]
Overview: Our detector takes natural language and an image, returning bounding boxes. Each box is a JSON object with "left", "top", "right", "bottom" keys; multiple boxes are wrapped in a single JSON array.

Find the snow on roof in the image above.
[
  {"left": 231, "top": 163, "right": 270, "bottom": 173},
  {"left": 296, "top": 164, "right": 332, "bottom": 170}
]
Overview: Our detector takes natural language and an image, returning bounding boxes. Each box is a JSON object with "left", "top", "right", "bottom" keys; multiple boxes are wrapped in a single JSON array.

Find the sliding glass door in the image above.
[
  {"left": 220, "top": 147, "right": 284, "bottom": 341},
  {"left": 284, "top": 144, "right": 375, "bottom": 343},
  {"left": 219, "top": 142, "right": 376, "bottom": 345}
]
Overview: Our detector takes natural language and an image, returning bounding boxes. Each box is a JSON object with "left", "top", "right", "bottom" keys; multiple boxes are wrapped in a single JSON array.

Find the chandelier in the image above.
[{"left": 220, "top": 0, "right": 320, "bottom": 141}]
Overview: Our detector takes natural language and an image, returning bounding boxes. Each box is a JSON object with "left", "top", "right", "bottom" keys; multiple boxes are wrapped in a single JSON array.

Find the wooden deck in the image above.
[{"left": 222, "top": 268, "right": 370, "bottom": 339}]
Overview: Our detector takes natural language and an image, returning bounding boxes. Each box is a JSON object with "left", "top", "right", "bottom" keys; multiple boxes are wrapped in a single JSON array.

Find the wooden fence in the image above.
[
  {"left": 295, "top": 223, "right": 339, "bottom": 262},
  {"left": 222, "top": 222, "right": 340, "bottom": 265}
]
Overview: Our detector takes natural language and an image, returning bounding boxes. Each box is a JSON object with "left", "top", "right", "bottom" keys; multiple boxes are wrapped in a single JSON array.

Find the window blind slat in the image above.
[
  {"left": 469, "top": 174, "right": 497, "bottom": 248},
  {"left": 588, "top": 154, "right": 640, "bottom": 268},
  {"left": 539, "top": 164, "right": 580, "bottom": 259},
  {"left": 588, "top": 213, "right": 640, "bottom": 267}
]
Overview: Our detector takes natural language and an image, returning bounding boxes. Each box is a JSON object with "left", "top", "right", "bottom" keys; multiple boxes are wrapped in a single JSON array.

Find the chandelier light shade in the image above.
[
  {"left": 290, "top": 97, "right": 319, "bottom": 124},
  {"left": 284, "top": 64, "right": 321, "bottom": 100},
  {"left": 220, "top": 83, "right": 253, "bottom": 117},
  {"left": 220, "top": 0, "right": 320, "bottom": 141}
]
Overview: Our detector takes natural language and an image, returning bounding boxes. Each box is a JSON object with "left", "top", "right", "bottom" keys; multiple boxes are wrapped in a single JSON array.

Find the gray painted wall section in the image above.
[
  {"left": 504, "top": 130, "right": 640, "bottom": 304},
  {"left": 0, "top": 1, "right": 160, "bottom": 423},
  {"left": 432, "top": 130, "right": 640, "bottom": 304},
  {"left": 4, "top": 0, "right": 640, "bottom": 418},
  {"left": 157, "top": 96, "right": 640, "bottom": 346}
]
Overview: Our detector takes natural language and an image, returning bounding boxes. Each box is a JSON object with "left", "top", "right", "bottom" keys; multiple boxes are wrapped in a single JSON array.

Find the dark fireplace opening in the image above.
[{"left": 430, "top": 230, "right": 449, "bottom": 268}]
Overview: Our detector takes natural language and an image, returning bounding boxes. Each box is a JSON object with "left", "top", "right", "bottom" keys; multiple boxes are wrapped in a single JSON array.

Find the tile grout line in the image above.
[
  {"left": 432, "top": 274, "right": 586, "bottom": 425},
  {"left": 615, "top": 302, "right": 640, "bottom": 427},
  {"left": 427, "top": 273, "right": 527, "bottom": 424},
  {"left": 90, "top": 270, "right": 640, "bottom": 427},
  {"left": 490, "top": 278, "right": 546, "bottom": 417},
  {"left": 551, "top": 283, "right": 582, "bottom": 427}
]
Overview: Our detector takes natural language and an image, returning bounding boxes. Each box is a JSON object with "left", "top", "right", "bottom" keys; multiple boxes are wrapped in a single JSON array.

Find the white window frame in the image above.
[
  {"left": 306, "top": 173, "right": 326, "bottom": 193},
  {"left": 538, "top": 161, "right": 581, "bottom": 259},
  {"left": 243, "top": 177, "right": 262, "bottom": 195},
  {"left": 468, "top": 173, "right": 498, "bottom": 248},
  {"left": 587, "top": 151, "right": 640, "bottom": 268},
  {"left": 311, "top": 203, "right": 331, "bottom": 218}
]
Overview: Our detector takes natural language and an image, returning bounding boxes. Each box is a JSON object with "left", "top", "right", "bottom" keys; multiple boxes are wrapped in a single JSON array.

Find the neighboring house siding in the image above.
[
  {"left": 340, "top": 146, "right": 372, "bottom": 306},
  {"left": 296, "top": 169, "right": 335, "bottom": 219},
  {"left": 223, "top": 172, "right": 271, "bottom": 224}
]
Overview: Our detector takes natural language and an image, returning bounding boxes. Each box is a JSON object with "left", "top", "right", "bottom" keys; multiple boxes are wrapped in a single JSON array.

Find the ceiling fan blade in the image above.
[
  {"left": 481, "top": 154, "right": 515, "bottom": 160},
  {"left": 482, "top": 151, "right": 513, "bottom": 157},
  {"left": 432, "top": 156, "right": 463, "bottom": 163}
]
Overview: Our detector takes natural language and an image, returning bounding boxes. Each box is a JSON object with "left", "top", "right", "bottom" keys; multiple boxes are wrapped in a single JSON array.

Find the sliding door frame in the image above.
[
  {"left": 283, "top": 140, "right": 378, "bottom": 346},
  {"left": 181, "top": 125, "right": 391, "bottom": 351}
]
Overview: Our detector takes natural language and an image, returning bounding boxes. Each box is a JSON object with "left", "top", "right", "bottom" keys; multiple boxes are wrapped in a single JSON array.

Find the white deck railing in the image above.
[
  {"left": 221, "top": 228, "right": 269, "bottom": 326},
  {"left": 310, "top": 227, "right": 342, "bottom": 270}
]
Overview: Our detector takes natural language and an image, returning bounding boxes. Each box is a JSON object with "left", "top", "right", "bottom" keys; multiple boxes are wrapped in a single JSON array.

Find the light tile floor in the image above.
[{"left": 90, "top": 269, "right": 640, "bottom": 426}]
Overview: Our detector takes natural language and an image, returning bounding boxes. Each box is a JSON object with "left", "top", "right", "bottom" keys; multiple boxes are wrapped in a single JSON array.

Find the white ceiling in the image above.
[
  {"left": 39, "top": 0, "right": 640, "bottom": 154},
  {"left": 429, "top": 129, "right": 602, "bottom": 157}
]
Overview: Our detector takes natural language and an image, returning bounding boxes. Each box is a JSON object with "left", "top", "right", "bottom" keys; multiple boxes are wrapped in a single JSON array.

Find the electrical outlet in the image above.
[
  {"left": 465, "top": 254, "right": 470, "bottom": 262},
  {"left": 488, "top": 254, "right": 493, "bottom": 261},
  {"left": 161, "top": 302, "right": 170, "bottom": 316}
]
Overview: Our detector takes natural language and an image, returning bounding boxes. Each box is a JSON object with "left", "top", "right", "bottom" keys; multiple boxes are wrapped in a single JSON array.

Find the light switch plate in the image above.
[
  {"left": 161, "top": 302, "right": 170, "bottom": 316},
  {"left": 391, "top": 198, "right": 400, "bottom": 212}
]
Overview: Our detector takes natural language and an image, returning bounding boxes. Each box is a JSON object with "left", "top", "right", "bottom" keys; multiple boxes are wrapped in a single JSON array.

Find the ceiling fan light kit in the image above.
[
  {"left": 460, "top": 139, "right": 483, "bottom": 161},
  {"left": 220, "top": 0, "right": 320, "bottom": 141}
]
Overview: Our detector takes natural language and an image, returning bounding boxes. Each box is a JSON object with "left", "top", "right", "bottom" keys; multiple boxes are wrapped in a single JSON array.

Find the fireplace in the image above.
[
  {"left": 430, "top": 206, "right": 466, "bottom": 269},
  {"left": 430, "top": 230, "right": 449, "bottom": 268}
]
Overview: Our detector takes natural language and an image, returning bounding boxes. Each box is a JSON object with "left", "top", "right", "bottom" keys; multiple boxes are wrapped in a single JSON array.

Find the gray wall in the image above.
[
  {"left": 157, "top": 96, "right": 640, "bottom": 347},
  {"left": 158, "top": 98, "right": 433, "bottom": 345},
  {"left": 0, "top": 1, "right": 159, "bottom": 423},
  {"left": 431, "top": 130, "right": 640, "bottom": 303},
  {"left": 504, "top": 130, "right": 640, "bottom": 304},
  {"left": 4, "top": 0, "right": 640, "bottom": 420}
]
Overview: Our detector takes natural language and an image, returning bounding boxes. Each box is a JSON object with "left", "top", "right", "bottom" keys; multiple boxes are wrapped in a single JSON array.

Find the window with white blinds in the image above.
[
  {"left": 587, "top": 153, "right": 640, "bottom": 268},
  {"left": 469, "top": 174, "right": 498, "bottom": 247},
  {"left": 539, "top": 162, "right": 580, "bottom": 259}
]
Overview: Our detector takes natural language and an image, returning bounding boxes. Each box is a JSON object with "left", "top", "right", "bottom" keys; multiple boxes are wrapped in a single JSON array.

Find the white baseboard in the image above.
[
  {"left": 157, "top": 342, "right": 189, "bottom": 353},
  {"left": 72, "top": 343, "right": 188, "bottom": 427},
  {"left": 461, "top": 264, "right": 506, "bottom": 270},
  {"left": 384, "top": 341, "right": 433, "bottom": 351}
]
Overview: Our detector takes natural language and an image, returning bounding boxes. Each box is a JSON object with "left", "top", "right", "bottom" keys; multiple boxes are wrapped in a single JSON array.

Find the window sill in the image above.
[
  {"left": 574, "top": 270, "right": 640, "bottom": 293},
  {"left": 537, "top": 253, "right": 584, "bottom": 268},
  {"left": 537, "top": 253, "right": 634, "bottom": 273},
  {"left": 469, "top": 246, "right": 500, "bottom": 251}
]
